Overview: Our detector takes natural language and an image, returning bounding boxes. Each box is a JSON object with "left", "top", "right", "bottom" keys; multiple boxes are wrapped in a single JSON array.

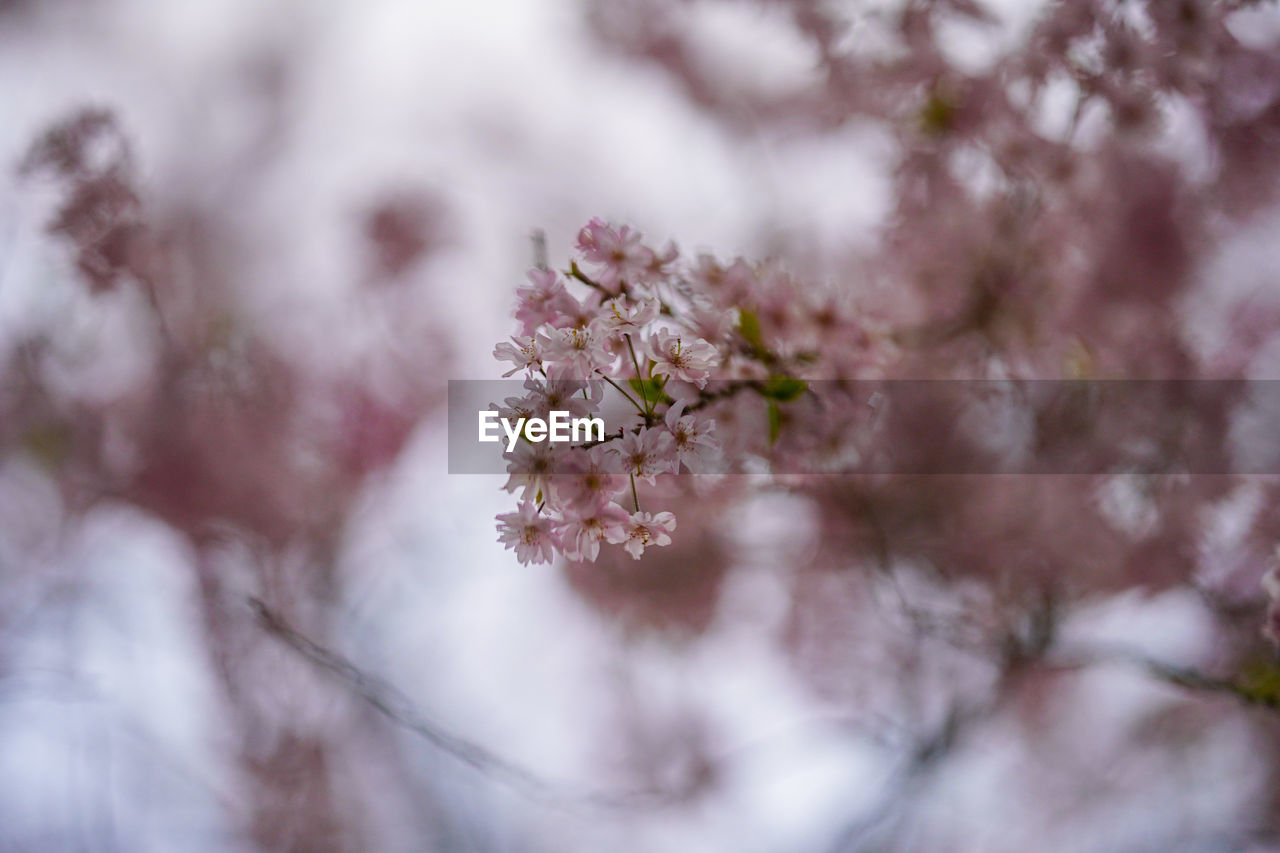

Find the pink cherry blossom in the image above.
[
  {"left": 606, "top": 510, "right": 677, "bottom": 560},
  {"left": 510, "top": 377, "right": 602, "bottom": 422},
  {"left": 576, "top": 218, "right": 649, "bottom": 289},
  {"left": 556, "top": 501, "right": 631, "bottom": 563},
  {"left": 610, "top": 427, "right": 675, "bottom": 485},
  {"left": 537, "top": 321, "right": 615, "bottom": 379},
  {"left": 664, "top": 400, "right": 719, "bottom": 472},
  {"left": 551, "top": 445, "right": 627, "bottom": 511},
  {"left": 681, "top": 299, "right": 737, "bottom": 344},
  {"left": 492, "top": 335, "right": 540, "bottom": 377},
  {"left": 642, "top": 241, "right": 679, "bottom": 280},
  {"left": 502, "top": 442, "right": 561, "bottom": 503},
  {"left": 601, "top": 296, "right": 660, "bottom": 333},
  {"left": 497, "top": 392, "right": 537, "bottom": 423},
  {"left": 496, "top": 500, "right": 558, "bottom": 565},
  {"left": 515, "top": 267, "right": 568, "bottom": 335},
  {"left": 689, "top": 254, "right": 755, "bottom": 302},
  {"left": 647, "top": 328, "right": 719, "bottom": 388},
  {"left": 548, "top": 288, "right": 603, "bottom": 330}
]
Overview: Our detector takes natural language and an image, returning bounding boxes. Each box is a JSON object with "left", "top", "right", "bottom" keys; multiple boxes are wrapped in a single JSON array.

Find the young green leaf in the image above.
[
  {"left": 761, "top": 376, "right": 807, "bottom": 402},
  {"left": 738, "top": 309, "right": 764, "bottom": 350},
  {"left": 629, "top": 377, "right": 670, "bottom": 407}
]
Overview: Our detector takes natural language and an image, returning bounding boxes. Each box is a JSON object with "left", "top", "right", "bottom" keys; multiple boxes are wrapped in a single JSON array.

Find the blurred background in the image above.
[{"left": 5, "top": 0, "right": 1280, "bottom": 850}]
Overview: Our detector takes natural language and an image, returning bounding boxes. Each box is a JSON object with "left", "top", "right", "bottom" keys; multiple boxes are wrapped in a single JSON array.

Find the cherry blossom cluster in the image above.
[
  {"left": 492, "top": 220, "right": 735, "bottom": 565},
  {"left": 491, "top": 220, "right": 900, "bottom": 565}
]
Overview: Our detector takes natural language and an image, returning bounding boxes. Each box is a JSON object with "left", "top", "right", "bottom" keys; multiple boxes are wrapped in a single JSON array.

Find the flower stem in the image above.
[
  {"left": 599, "top": 374, "right": 646, "bottom": 415},
  {"left": 567, "top": 261, "right": 606, "bottom": 291},
  {"left": 630, "top": 474, "right": 641, "bottom": 512},
  {"left": 625, "top": 334, "right": 649, "bottom": 414}
]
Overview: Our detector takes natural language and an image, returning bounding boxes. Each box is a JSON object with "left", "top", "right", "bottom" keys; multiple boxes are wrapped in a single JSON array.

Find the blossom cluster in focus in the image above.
[{"left": 492, "top": 219, "right": 887, "bottom": 564}]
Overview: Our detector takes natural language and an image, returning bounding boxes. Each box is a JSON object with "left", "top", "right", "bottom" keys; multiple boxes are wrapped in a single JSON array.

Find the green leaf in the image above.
[
  {"left": 767, "top": 401, "right": 782, "bottom": 445},
  {"left": 629, "top": 376, "right": 670, "bottom": 407},
  {"left": 738, "top": 309, "right": 764, "bottom": 350},
  {"left": 920, "top": 92, "right": 957, "bottom": 136},
  {"left": 23, "top": 423, "right": 72, "bottom": 469},
  {"left": 761, "top": 376, "right": 807, "bottom": 402},
  {"left": 1236, "top": 659, "right": 1280, "bottom": 705}
]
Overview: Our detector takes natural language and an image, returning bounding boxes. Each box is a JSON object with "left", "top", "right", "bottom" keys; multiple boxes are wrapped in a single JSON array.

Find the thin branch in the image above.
[
  {"left": 599, "top": 374, "right": 646, "bottom": 416},
  {"left": 1047, "top": 643, "right": 1280, "bottom": 712},
  {"left": 249, "top": 598, "right": 696, "bottom": 811}
]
